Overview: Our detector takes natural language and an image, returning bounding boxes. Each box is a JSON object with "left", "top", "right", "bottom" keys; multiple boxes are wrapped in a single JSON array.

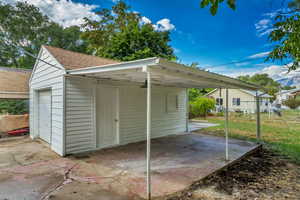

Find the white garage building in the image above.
[{"left": 29, "top": 45, "right": 259, "bottom": 156}]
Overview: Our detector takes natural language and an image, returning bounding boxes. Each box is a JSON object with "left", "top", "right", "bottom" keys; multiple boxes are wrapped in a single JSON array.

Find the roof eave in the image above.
[{"left": 157, "top": 58, "right": 260, "bottom": 90}]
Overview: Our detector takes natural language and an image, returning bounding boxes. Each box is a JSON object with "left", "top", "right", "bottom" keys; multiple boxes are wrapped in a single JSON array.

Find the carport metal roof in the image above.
[{"left": 67, "top": 57, "right": 259, "bottom": 90}]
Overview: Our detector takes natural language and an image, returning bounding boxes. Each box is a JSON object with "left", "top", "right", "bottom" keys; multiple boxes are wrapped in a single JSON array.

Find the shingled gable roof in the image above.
[
  {"left": 43, "top": 45, "right": 119, "bottom": 70},
  {"left": 0, "top": 67, "right": 31, "bottom": 99}
]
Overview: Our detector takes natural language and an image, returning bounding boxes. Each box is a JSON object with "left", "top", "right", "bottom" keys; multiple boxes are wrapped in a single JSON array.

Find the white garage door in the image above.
[{"left": 38, "top": 90, "right": 51, "bottom": 143}]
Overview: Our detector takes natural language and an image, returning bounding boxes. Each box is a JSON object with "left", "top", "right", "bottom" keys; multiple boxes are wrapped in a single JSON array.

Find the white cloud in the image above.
[
  {"left": 153, "top": 18, "right": 175, "bottom": 31},
  {"left": 230, "top": 63, "right": 299, "bottom": 82},
  {"left": 141, "top": 16, "right": 152, "bottom": 24},
  {"left": 259, "top": 64, "right": 300, "bottom": 81},
  {"left": 248, "top": 51, "right": 270, "bottom": 59},
  {"left": 2, "top": 0, "right": 100, "bottom": 27},
  {"left": 255, "top": 18, "right": 274, "bottom": 37},
  {"left": 4, "top": 0, "right": 176, "bottom": 32},
  {"left": 173, "top": 48, "right": 181, "bottom": 54},
  {"left": 140, "top": 17, "right": 176, "bottom": 32},
  {"left": 235, "top": 62, "right": 250, "bottom": 67},
  {"left": 226, "top": 71, "right": 258, "bottom": 78}
]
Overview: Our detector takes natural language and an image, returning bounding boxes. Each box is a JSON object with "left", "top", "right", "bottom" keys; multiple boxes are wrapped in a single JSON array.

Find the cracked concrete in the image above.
[{"left": 0, "top": 133, "right": 259, "bottom": 200}]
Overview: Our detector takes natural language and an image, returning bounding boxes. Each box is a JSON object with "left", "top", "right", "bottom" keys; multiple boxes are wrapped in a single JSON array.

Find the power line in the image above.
[
  {"left": 1, "top": 39, "right": 62, "bottom": 70},
  {"left": 205, "top": 57, "right": 267, "bottom": 68}
]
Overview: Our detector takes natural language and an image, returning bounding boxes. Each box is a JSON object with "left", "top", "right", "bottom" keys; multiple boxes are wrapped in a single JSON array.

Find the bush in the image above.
[
  {"left": 283, "top": 98, "right": 300, "bottom": 110},
  {"left": 216, "top": 112, "right": 224, "bottom": 117},
  {"left": 190, "top": 97, "right": 215, "bottom": 118},
  {"left": 0, "top": 100, "right": 29, "bottom": 115}
]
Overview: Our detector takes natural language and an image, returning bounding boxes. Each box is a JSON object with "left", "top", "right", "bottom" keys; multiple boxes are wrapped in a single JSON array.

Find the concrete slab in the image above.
[
  {"left": 189, "top": 121, "right": 219, "bottom": 131},
  {"left": 0, "top": 134, "right": 259, "bottom": 200}
]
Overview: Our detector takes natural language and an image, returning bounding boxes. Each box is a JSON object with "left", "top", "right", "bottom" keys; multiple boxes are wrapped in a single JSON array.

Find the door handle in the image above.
[{"left": 114, "top": 119, "right": 119, "bottom": 122}]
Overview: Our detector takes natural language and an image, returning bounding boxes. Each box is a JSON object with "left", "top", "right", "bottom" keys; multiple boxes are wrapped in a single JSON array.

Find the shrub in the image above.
[
  {"left": 216, "top": 111, "right": 224, "bottom": 117},
  {"left": 0, "top": 100, "right": 29, "bottom": 115},
  {"left": 190, "top": 97, "right": 215, "bottom": 118},
  {"left": 283, "top": 98, "right": 300, "bottom": 110}
]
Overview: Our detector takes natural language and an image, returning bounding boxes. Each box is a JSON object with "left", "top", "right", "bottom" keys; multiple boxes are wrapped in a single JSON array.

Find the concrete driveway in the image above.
[{"left": 0, "top": 134, "right": 259, "bottom": 200}]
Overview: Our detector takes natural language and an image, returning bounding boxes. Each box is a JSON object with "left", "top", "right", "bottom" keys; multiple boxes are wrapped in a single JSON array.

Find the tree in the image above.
[
  {"left": 0, "top": 100, "right": 28, "bottom": 115},
  {"left": 283, "top": 98, "right": 300, "bottom": 109},
  {"left": 0, "top": 2, "right": 87, "bottom": 69},
  {"left": 187, "top": 62, "right": 213, "bottom": 101},
  {"left": 266, "top": 14, "right": 300, "bottom": 71},
  {"left": 238, "top": 74, "right": 281, "bottom": 98},
  {"left": 200, "top": 0, "right": 300, "bottom": 71},
  {"left": 190, "top": 97, "right": 215, "bottom": 118},
  {"left": 282, "top": 85, "right": 296, "bottom": 90},
  {"left": 81, "top": 1, "right": 176, "bottom": 61},
  {"left": 200, "top": 0, "right": 236, "bottom": 16}
]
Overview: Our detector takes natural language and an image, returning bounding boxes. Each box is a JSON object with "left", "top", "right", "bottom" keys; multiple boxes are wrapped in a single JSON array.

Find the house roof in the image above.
[
  {"left": 241, "top": 89, "right": 273, "bottom": 98},
  {"left": 276, "top": 88, "right": 300, "bottom": 95},
  {"left": 0, "top": 67, "right": 31, "bottom": 99},
  {"left": 205, "top": 88, "right": 272, "bottom": 98},
  {"left": 43, "top": 45, "right": 119, "bottom": 70}
]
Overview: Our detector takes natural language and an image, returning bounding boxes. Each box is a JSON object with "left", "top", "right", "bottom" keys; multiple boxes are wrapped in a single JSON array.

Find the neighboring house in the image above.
[
  {"left": 276, "top": 88, "right": 300, "bottom": 104},
  {"left": 206, "top": 88, "right": 272, "bottom": 113},
  {"left": 29, "top": 45, "right": 258, "bottom": 156},
  {"left": 0, "top": 67, "right": 31, "bottom": 99}
]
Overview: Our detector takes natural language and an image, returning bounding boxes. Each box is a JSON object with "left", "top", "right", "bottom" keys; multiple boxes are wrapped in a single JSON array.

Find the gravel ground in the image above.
[{"left": 162, "top": 148, "right": 300, "bottom": 200}]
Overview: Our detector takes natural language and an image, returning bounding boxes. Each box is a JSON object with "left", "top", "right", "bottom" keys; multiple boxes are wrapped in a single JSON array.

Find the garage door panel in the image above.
[{"left": 38, "top": 90, "right": 52, "bottom": 143}]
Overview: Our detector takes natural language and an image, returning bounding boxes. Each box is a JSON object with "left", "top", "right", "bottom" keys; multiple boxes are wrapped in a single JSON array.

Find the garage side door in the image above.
[{"left": 38, "top": 90, "right": 52, "bottom": 143}]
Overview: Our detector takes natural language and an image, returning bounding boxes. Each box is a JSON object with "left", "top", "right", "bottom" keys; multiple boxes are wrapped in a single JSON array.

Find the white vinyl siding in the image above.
[
  {"left": 29, "top": 47, "right": 65, "bottom": 155},
  {"left": 119, "top": 85, "right": 187, "bottom": 145},
  {"left": 63, "top": 79, "right": 187, "bottom": 154},
  {"left": 65, "top": 77, "right": 96, "bottom": 154},
  {"left": 208, "top": 89, "right": 271, "bottom": 113}
]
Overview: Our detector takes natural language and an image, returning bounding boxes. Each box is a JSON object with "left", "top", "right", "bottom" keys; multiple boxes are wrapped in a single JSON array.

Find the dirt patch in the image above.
[{"left": 163, "top": 148, "right": 300, "bottom": 200}]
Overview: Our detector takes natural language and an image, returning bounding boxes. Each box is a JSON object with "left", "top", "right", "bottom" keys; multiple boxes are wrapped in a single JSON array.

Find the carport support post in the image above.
[
  {"left": 146, "top": 70, "right": 152, "bottom": 200},
  {"left": 256, "top": 91, "right": 261, "bottom": 140},
  {"left": 225, "top": 88, "right": 229, "bottom": 161}
]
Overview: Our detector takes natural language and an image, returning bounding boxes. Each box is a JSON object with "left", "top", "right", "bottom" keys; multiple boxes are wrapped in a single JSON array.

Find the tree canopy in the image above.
[
  {"left": 0, "top": 2, "right": 87, "bottom": 69},
  {"left": 200, "top": 0, "right": 236, "bottom": 16},
  {"left": 238, "top": 74, "right": 281, "bottom": 98},
  {"left": 81, "top": 1, "right": 176, "bottom": 61},
  {"left": 200, "top": 0, "right": 300, "bottom": 71}
]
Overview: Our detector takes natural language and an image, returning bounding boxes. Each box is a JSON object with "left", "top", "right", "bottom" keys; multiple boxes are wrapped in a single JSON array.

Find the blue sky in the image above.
[
  {"left": 5, "top": 0, "right": 292, "bottom": 78},
  {"left": 75, "top": 0, "right": 285, "bottom": 77}
]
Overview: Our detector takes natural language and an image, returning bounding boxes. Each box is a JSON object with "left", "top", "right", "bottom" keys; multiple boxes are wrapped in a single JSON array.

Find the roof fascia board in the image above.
[{"left": 67, "top": 57, "right": 159, "bottom": 75}]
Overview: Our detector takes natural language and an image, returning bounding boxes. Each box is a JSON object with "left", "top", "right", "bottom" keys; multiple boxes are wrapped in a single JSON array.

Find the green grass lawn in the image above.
[{"left": 197, "top": 110, "right": 300, "bottom": 163}]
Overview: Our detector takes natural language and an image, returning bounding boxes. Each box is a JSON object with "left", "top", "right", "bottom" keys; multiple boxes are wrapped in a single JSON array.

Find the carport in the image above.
[{"left": 67, "top": 57, "right": 261, "bottom": 199}]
